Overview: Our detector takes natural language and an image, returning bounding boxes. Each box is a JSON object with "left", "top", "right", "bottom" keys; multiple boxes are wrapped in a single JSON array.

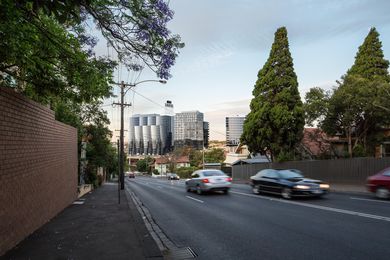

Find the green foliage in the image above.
[
  {"left": 136, "top": 157, "right": 154, "bottom": 173},
  {"left": 0, "top": 0, "right": 116, "bottom": 104},
  {"left": 153, "top": 169, "right": 159, "bottom": 175},
  {"left": 304, "top": 87, "right": 330, "bottom": 127},
  {"left": 241, "top": 27, "right": 304, "bottom": 161},
  {"left": 306, "top": 28, "right": 390, "bottom": 157},
  {"left": 175, "top": 166, "right": 198, "bottom": 179},
  {"left": 204, "top": 148, "right": 225, "bottom": 163}
]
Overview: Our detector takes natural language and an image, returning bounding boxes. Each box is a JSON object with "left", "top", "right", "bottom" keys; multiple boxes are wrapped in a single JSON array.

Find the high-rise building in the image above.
[
  {"left": 174, "top": 111, "right": 206, "bottom": 149},
  {"left": 226, "top": 116, "right": 245, "bottom": 146},
  {"left": 203, "top": 121, "right": 209, "bottom": 148},
  {"left": 128, "top": 114, "right": 173, "bottom": 155}
]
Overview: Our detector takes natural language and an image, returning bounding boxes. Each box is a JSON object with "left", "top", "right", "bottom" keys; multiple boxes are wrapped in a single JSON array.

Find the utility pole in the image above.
[
  {"left": 113, "top": 79, "right": 166, "bottom": 190},
  {"left": 113, "top": 81, "right": 132, "bottom": 190},
  {"left": 117, "top": 139, "right": 120, "bottom": 204}
]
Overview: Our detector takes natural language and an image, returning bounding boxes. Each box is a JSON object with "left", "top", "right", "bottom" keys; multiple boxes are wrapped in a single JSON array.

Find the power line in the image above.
[{"left": 131, "top": 88, "right": 165, "bottom": 109}]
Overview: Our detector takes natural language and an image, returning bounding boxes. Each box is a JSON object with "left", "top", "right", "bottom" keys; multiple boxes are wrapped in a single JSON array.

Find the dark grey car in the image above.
[{"left": 185, "top": 169, "right": 232, "bottom": 194}]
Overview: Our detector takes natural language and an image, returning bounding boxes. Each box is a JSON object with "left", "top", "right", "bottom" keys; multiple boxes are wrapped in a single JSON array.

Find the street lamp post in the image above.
[{"left": 114, "top": 79, "right": 166, "bottom": 190}]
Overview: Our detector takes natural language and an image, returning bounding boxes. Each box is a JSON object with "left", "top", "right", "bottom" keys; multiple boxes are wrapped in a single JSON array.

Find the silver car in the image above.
[{"left": 185, "top": 169, "right": 232, "bottom": 194}]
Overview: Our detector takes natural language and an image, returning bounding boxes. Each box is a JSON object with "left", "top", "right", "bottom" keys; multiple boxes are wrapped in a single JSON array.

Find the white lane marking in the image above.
[
  {"left": 72, "top": 201, "right": 85, "bottom": 205},
  {"left": 231, "top": 191, "right": 390, "bottom": 222},
  {"left": 350, "top": 197, "right": 390, "bottom": 204},
  {"left": 185, "top": 196, "right": 204, "bottom": 203}
]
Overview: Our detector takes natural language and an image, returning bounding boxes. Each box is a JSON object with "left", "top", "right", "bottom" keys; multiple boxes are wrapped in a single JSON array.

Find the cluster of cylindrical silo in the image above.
[{"left": 129, "top": 114, "right": 173, "bottom": 155}]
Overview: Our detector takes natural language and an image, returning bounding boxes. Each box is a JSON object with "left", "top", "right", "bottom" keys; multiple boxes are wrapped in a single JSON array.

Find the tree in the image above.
[
  {"left": 136, "top": 157, "right": 154, "bottom": 173},
  {"left": 241, "top": 27, "right": 304, "bottom": 162},
  {"left": 308, "top": 28, "right": 390, "bottom": 157},
  {"left": 1, "top": 0, "right": 183, "bottom": 90},
  {"left": 204, "top": 148, "right": 225, "bottom": 163},
  {"left": 304, "top": 87, "right": 330, "bottom": 127}
]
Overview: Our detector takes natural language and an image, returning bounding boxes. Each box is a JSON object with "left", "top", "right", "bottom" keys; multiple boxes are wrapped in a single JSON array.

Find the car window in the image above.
[
  {"left": 191, "top": 172, "right": 200, "bottom": 178},
  {"left": 263, "top": 170, "right": 279, "bottom": 179},
  {"left": 383, "top": 169, "right": 390, "bottom": 177},
  {"left": 278, "top": 170, "right": 304, "bottom": 179},
  {"left": 202, "top": 170, "right": 225, "bottom": 177}
]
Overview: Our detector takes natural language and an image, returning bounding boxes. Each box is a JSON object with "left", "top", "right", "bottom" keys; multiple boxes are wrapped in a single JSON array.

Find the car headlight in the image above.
[
  {"left": 295, "top": 185, "right": 311, "bottom": 189},
  {"left": 320, "top": 184, "right": 330, "bottom": 189}
]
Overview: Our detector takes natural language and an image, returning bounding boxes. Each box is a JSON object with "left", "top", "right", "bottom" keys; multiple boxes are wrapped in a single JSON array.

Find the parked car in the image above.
[
  {"left": 367, "top": 167, "right": 390, "bottom": 199},
  {"left": 185, "top": 169, "right": 232, "bottom": 195},
  {"left": 167, "top": 173, "right": 180, "bottom": 180},
  {"left": 128, "top": 172, "right": 135, "bottom": 179},
  {"left": 250, "top": 169, "right": 330, "bottom": 199}
]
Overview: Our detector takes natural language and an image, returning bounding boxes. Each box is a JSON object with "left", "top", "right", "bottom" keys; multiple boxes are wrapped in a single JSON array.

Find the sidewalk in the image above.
[{"left": 2, "top": 183, "right": 163, "bottom": 260}]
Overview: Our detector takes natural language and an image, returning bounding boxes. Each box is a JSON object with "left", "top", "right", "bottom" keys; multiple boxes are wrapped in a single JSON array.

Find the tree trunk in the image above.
[{"left": 348, "top": 127, "right": 352, "bottom": 158}]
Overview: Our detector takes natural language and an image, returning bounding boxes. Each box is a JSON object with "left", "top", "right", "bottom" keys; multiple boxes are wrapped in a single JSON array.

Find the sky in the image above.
[{"left": 98, "top": 0, "right": 390, "bottom": 141}]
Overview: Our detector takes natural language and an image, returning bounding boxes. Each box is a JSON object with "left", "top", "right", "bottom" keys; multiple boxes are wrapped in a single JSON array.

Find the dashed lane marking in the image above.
[
  {"left": 185, "top": 196, "right": 204, "bottom": 203},
  {"left": 231, "top": 191, "right": 390, "bottom": 222}
]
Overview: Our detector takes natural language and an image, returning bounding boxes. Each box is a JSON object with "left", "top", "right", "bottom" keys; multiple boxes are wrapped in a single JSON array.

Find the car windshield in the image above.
[
  {"left": 278, "top": 170, "right": 304, "bottom": 179},
  {"left": 202, "top": 171, "right": 225, "bottom": 177}
]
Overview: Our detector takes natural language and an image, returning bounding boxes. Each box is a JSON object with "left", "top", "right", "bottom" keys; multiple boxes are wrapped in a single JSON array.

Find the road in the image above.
[{"left": 126, "top": 176, "right": 390, "bottom": 260}]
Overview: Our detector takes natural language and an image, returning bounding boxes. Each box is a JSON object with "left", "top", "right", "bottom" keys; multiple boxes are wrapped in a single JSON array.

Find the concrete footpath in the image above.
[{"left": 2, "top": 183, "right": 163, "bottom": 260}]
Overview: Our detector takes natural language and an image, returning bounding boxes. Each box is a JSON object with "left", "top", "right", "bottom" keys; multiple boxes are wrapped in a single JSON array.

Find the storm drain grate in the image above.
[{"left": 168, "top": 247, "right": 197, "bottom": 259}]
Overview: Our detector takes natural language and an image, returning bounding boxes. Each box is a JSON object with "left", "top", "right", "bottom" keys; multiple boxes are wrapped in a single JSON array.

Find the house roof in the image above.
[
  {"left": 154, "top": 156, "right": 190, "bottom": 164},
  {"left": 231, "top": 157, "right": 270, "bottom": 166},
  {"left": 301, "top": 128, "right": 331, "bottom": 156}
]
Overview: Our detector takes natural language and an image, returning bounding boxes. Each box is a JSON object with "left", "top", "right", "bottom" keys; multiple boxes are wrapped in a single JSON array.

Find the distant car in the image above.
[
  {"left": 250, "top": 169, "right": 330, "bottom": 199},
  {"left": 185, "top": 169, "right": 232, "bottom": 195},
  {"left": 367, "top": 167, "right": 390, "bottom": 199},
  {"left": 167, "top": 173, "right": 180, "bottom": 180},
  {"left": 128, "top": 172, "right": 135, "bottom": 179}
]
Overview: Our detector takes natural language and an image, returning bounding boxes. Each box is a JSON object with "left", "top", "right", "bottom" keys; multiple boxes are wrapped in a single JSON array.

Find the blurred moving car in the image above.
[
  {"left": 128, "top": 172, "right": 135, "bottom": 178},
  {"left": 250, "top": 169, "right": 330, "bottom": 199},
  {"left": 185, "top": 169, "right": 232, "bottom": 195},
  {"left": 167, "top": 173, "right": 180, "bottom": 180},
  {"left": 367, "top": 167, "right": 390, "bottom": 199}
]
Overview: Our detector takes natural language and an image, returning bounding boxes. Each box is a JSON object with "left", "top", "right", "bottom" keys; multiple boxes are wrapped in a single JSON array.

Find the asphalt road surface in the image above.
[{"left": 126, "top": 176, "right": 390, "bottom": 260}]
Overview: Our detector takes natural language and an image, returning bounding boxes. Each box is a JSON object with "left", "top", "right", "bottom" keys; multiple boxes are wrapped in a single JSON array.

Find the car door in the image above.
[{"left": 189, "top": 172, "right": 200, "bottom": 188}]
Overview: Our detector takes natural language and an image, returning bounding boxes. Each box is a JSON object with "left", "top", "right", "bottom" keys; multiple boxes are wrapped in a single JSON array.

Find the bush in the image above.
[
  {"left": 176, "top": 166, "right": 198, "bottom": 179},
  {"left": 153, "top": 169, "right": 159, "bottom": 175}
]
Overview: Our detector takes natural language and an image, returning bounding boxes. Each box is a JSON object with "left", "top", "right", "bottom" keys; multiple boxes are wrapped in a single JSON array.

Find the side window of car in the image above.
[
  {"left": 264, "top": 170, "right": 279, "bottom": 179},
  {"left": 256, "top": 171, "right": 265, "bottom": 178},
  {"left": 383, "top": 170, "right": 390, "bottom": 177},
  {"left": 191, "top": 172, "right": 200, "bottom": 178}
]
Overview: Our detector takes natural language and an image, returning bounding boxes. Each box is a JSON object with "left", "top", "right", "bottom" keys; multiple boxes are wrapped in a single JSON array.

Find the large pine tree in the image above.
[
  {"left": 241, "top": 27, "right": 304, "bottom": 161},
  {"left": 347, "top": 28, "right": 389, "bottom": 80},
  {"left": 323, "top": 27, "right": 390, "bottom": 157}
]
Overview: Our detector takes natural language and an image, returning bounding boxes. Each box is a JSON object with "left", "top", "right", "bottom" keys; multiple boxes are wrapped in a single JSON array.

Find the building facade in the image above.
[
  {"left": 226, "top": 116, "right": 245, "bottom": 147},
  {"left": 128, "top": 114, "right": 174, "bottom": 155},
  {"left": 174, "top": 111, "right": 208, "bottom": 149}
]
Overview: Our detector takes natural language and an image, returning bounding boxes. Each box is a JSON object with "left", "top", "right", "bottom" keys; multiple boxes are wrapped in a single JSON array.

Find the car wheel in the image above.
[
  {"left": 252, "top": 185, "right": 260, "bottom": 194},
  {"left": 375, "top": 187, "right": 390, "bottom": 199},
  {"left": 223, "top": 189, "right": 229, "bottom": 195},
  {"left": 186, "top": 187, "right": 191, "bottom": 192},
  {"left": 196, "top": 186, "right": 203, "bottom": 195},
  {"left": 281, "top": 188, "right": 292, "bottom": 199}
]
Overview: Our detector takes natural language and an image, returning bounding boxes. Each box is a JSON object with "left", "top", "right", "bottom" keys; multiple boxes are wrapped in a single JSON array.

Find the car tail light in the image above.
[
  {"left": 226, "top": 177, "right": 232, "bottom": 182},
  {"left": 202, "top": 178, "right": 209, "bottom": 183}
]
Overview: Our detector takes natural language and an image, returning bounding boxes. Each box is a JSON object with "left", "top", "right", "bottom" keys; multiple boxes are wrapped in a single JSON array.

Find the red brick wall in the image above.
[{"left": 0, "top": 87, "right": 78, "bottom": 255}]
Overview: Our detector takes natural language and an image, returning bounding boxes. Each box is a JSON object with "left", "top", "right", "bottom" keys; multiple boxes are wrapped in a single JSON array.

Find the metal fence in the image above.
[{"left": 232, "top": 157, "right": 390, "bottom": 185}]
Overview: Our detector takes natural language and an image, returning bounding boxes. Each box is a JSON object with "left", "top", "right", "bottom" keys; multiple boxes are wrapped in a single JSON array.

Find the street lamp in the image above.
[{"left": 114, "top": 79, "right": 166, "bottom": 190}]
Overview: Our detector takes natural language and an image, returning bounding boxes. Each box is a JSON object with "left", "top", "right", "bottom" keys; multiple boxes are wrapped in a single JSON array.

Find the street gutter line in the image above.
[
  {"left": 350, "top": 197, "right": 390, "bottom": 204},
  {"left": 231, "top": 191, "right": 390, "bottom": 222},
  {"left": 185, "top": 196, "right": 204, "bottom": 203}
]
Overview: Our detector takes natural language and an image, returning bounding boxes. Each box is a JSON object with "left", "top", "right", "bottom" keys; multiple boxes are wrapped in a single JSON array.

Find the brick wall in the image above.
[{"left": 0, "top": 87, "right": 78, "bottom": 255}]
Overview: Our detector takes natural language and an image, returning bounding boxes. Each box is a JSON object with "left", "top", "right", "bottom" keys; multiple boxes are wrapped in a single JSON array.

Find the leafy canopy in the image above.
[{"left": 241, "top": 27, "right": 304, "bottom": 161}]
